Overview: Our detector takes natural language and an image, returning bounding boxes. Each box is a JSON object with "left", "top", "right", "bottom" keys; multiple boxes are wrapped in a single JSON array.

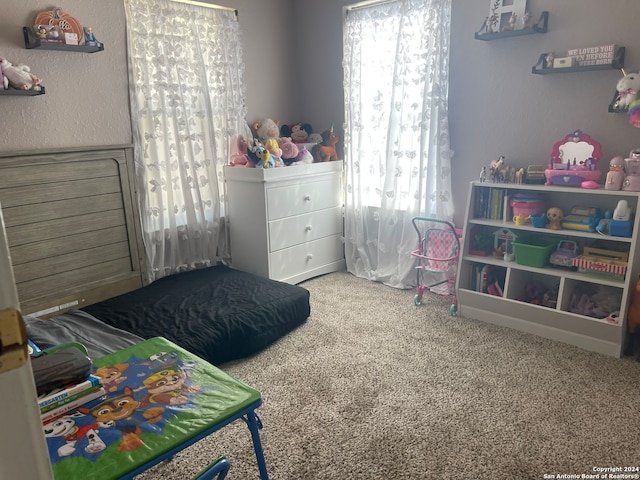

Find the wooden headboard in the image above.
[{"left": 0, "top": 146, "right": 146, "bottom": 317}]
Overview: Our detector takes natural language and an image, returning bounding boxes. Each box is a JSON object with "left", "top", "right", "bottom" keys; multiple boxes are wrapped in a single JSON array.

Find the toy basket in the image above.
[
  {"left": 572, "top": 247, "right": 628, "bottom": 280},
  {"left": 511, "top": 236, "right": 556, "bottom": 268}
]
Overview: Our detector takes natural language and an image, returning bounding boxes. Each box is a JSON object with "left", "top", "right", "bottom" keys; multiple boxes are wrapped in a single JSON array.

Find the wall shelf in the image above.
[
  {"left": 532, "top": 46, "right": 625, "bottom": 74},
  {"left": 609, "top": 90, "right": 628, "bottom": 113},
  {"left": 0, "top": 86, "right": 45, "bottom": 96},
  {"left": 22, "top": 27, "right": 104, "bottom": 53},
  {"left": 475, "top": 11, "right": 548, "bottom": 41}
]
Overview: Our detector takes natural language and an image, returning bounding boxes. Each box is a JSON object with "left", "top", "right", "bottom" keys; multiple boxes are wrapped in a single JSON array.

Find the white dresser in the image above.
[{"left": 224, "top": 161, "right": 345, "bottom": 284}]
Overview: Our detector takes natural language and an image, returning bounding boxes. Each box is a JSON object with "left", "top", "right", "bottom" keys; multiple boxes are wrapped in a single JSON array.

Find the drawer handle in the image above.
[
  {"left": 306, "top": 253, "right": 313, "bottom": 261},
  {"left": 303, "top": 194, "right": 311, "bottom": 201},
  {"left": 305, "top": 225, "right": 312, "bottom": 232}
]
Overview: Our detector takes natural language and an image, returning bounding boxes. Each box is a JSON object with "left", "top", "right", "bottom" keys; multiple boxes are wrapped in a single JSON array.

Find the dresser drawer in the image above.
[
  {"left": 269, "top": 207, "right": 342, "bottom": 252},
  {"left": 267, "top": 177, "right": 341, "bottom": 220},
  {"left": 269, "top": 235, "right": 343, "bottom": 281}
]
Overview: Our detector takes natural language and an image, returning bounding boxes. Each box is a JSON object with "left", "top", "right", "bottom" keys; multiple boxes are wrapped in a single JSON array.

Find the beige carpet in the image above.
[{"left": 139, "top": 271, "right": 640, "bottom": 480}]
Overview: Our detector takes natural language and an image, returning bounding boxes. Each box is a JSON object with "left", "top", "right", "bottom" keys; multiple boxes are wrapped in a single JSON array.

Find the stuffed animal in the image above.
[
  {"left": 247, "top": 140, "right": 280, "bottom": 169},
  {"left": 291, "top": 147, "right": 313, "bottom": 165},
  {"left": 263, "top": 138, "right": 282, "bottom": 159},
  {"left": 281, "top": 123, "right": 313, "bottom": 144},
  {"left": 0, "top": 58, "right": 42, "bottom": 91},
  {"left": 616, "top": 71, "right": 640, "bottom": 109},
  {"left": 311, "top": 128, "right": 339, "bottom": 162},
  {"left": 229, "top": 134, "right": 249, "bottom": 166},
  {"left": 546, "top": 207, "right": 563, "bottom": 230},
  {"left": 252, "top": 118, "right": 280, "bottom": 143},
  {"left": 278, "top": 137, "right": 299, "bottom": 165},
  {"left": 307, "top": 133, "right": 323, "bottom": 144}
]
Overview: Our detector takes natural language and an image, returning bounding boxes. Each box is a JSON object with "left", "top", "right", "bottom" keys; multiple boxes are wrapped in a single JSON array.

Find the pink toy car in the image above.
[{"left": 549, "top": 240, "right": 578, "bottom": 268}]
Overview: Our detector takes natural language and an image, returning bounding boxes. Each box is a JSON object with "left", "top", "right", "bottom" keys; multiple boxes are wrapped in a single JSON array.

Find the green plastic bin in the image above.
[{"left": 512, "top": 236, "right": 556, "bottom": 267}]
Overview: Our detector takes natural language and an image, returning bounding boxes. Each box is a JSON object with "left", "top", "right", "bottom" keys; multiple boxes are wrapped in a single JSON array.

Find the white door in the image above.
[{"left": 0, "top": 204, "right": 53, "bottom": 480}]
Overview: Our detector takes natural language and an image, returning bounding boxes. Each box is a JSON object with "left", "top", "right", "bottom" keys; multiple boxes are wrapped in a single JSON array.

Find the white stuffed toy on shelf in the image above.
[
  {"left": 616, "top": 71, "right": 640, "bottom": 109},
  {"left": 0, "top": 57, "right": 42, "bottom": 91}
]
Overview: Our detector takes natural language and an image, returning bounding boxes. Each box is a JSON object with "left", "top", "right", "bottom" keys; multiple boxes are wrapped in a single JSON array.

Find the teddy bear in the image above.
[
  {"left": 281, "top": 123, "right": 313, "bottom": 144},
  {"left": 0, "top": 58, "right": 42, "bottom": 91},
  {"left": 616, "top": 71, "right": 640, "bottom": 109}
]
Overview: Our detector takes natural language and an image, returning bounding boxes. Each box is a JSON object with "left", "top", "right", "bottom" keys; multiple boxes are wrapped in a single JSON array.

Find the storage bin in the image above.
[
  {"left": 510, "top": 199, "right": 546, "bottom": 218},
  {"left": 512, "top": 236, "right": 556, "bottom": 267}
]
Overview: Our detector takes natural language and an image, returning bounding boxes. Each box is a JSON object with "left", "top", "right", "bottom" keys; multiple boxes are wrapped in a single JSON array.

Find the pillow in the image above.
[{"left": 24, "top": 309, "right": 143, "bottom": 360}]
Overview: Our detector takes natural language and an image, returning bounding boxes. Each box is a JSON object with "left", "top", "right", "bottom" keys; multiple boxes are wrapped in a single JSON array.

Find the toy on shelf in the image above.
[
  {"left": 570, "top": 284, "right": 622, "bottom": 320},
  {"left": 549, "top": 240, "right": 578, "bottom": 268},
  {"left": 488, "top": 155, "right": 504, "bottom": 182},
  {"left": 596, "top": 211, "right": 613, "bottom": 234},
  {"left": 545, "top": 130, "right": 602, "bottom": 187},
  {"left": 252, "top": 118, "right": 280, "bottom": 144},
  {"left": 517, "top": 282, "right": 558, "bottom": 308},
  {"left": 561, "top": 206, "right": 602, "bottom": 232},
  {"left": 615, "top": 71, "right": 640, "bottom": 110},
  {"left": 492, "top": 228, "right": 517, "bottom": 261},
  {"left": 311, "top": 126, "right": 339, "bottom": 162},
  {"left": 280, "top": 123, "right": 313, "bottom": 144},
  {"left": 510, "top": 192, "right": 546, "bottom": 222},
  {"left": 546, "top": 207, "right": 563, "bottom": 230},
  {"left": 622, "top": 148, "right": 640, "bottom": 191},
  {"left": 0, "top": 57, "right": 42, "bottom": 91},
  {"left": 609, "top": 199, "right": 633, "bottom": 237},
  {"left": 530, "top": 213, "right": 548, "bottom": 228},
  {"left": 605, "top": 156, "right": 626, "bottom": 190},
  {"left": 572, "top": 247, "right": 628, "bottom": 280}
]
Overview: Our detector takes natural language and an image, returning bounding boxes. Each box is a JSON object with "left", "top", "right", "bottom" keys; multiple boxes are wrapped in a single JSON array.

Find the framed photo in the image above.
[{"left": 487, "top": 0, "right": 527, "bottom": 33}]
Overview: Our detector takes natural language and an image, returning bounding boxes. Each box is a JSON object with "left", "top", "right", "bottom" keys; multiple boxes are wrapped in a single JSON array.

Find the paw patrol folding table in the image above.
[{"left": 44, "top": 337, "right": 268, "bottom": 480}]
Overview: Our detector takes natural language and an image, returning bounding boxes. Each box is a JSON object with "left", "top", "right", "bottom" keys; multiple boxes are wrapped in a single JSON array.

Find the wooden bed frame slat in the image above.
[
  {"left": 10, "top": 226, "right": 129, "bottom": 265},
  {"left": 6, "top": 210, "right": 125, "bottom": 246},
  {"left": 0, "top": 177, "right": 122, "bottom": 209},
  {"left": 3, "top": 193, "right": 124, "bottom": 227},
  {"left": 1, "top": 160, "right": 119, "bottom": 189},
  {"left": 13, "top": 242, "right": 131, "bottom": 283}
]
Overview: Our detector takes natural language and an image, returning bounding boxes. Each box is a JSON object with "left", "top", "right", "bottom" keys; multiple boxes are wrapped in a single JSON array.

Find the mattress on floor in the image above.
[{"left": 82, "top": 265, "right": 311, "bottom": 365}]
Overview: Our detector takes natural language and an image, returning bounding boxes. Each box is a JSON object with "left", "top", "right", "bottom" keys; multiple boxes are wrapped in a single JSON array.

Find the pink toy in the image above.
[{"left": 277, "top": 137, "right": 299, "bottom": 165}]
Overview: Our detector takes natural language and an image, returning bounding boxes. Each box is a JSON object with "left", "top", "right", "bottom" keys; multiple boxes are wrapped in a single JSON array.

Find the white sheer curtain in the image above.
[
  {"left": 343, "top": 0, "right": 454, "bottom": 289},
  {"left": 125, "top": 0, "right": 246, "bottom": 283}
]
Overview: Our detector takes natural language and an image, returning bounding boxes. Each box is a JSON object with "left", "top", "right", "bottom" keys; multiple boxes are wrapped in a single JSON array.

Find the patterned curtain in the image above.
[
  {"left": 124, "top": 0, "right": 246, "bottom": 283},
  {"left": 343, "top": 0, "right": 454, "bottom": 289}
]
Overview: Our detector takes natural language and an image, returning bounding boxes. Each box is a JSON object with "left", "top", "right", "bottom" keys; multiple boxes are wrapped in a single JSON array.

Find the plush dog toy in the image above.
[
  {"left": 311, "top": 128, "right": 339, "bottom": 162},
  {"left": 0, "top": 58, "right": 42, "bottom": 91}
]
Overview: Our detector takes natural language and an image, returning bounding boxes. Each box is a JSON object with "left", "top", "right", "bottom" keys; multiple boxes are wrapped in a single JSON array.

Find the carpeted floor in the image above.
[{"left": 138, "top": 271, "right": 640, "bottom": 480}]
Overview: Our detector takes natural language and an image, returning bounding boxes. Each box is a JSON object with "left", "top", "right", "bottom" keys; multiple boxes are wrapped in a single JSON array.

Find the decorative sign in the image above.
[{"left": 566, "top": 44, "right": 617, "bottom": 67}]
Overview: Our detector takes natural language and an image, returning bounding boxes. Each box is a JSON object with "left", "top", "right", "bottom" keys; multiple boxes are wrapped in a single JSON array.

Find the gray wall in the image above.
[{"left": 2, "top": 0, "right": 639, "bottom": 227}]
